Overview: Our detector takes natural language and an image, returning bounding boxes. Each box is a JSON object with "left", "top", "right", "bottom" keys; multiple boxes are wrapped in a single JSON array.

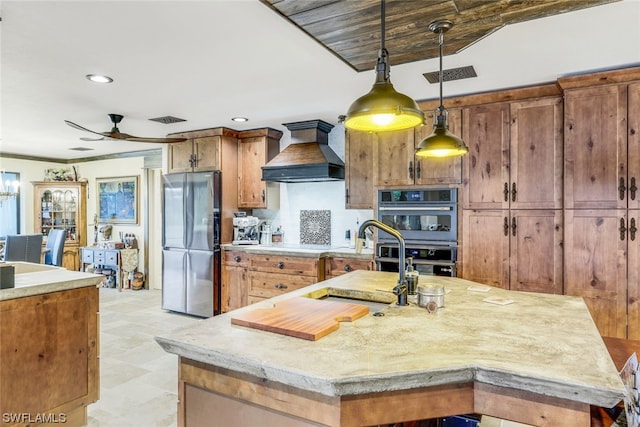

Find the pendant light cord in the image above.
[
  {"left": 375, "top": 0, "right": 390, "bottom": 83},
  {"left": 380, "top": 0, "right": 385, "bottom": 52},
  {"left": 438, "top": 28, "right": 444, "bottom": 112}
]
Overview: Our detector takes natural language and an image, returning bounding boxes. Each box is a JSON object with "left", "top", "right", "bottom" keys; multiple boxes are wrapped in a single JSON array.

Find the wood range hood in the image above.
[{"left": 261, "top": 119, "right": 345, "bottom": 183}]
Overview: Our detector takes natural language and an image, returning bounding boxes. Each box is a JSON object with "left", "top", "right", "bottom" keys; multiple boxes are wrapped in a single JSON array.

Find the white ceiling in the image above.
[{"left": 1, "top": 0, "right": 639, "bottom": 161}]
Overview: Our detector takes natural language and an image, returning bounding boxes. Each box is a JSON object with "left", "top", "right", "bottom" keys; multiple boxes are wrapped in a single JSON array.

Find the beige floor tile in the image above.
[{"left": 87, "top": 288, "right": 202, "bottom": 426}]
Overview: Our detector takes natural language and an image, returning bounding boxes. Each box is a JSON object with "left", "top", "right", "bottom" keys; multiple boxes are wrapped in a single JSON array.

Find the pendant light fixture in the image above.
[
  {"left": 415, "top": 20, "right": 468, "bottom": 158},
  {"left": 344, "top": 0, "right": 424, "bottom": 132}
]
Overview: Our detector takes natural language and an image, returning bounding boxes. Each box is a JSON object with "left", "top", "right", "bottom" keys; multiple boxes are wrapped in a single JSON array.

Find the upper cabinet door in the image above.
[
  {"left": 375, "top": 128, "right": 415, "bottom": 187},
  {"left": 628, "top": 82, "right": 640, "bottom": 210},
  {"left": 564, "top": 85, "right": 628, "bottom": 209},
  {"left": 167, "top": 140, "right": 195, "bottom": 173},
  {"left": 509, "top": 96, "right": 563, "bottom": 210},
  {"left": 345, "top": 130, "right": 375, "bottom": 209},
  {"left": 414, "top": 108, "right": 463, "bottom": 186},
  {"left": 193, "top": 136, "right": 221, "bottom": 172},
  {"left": 462, "top": 103, "right": 510, "bottom": 209}
]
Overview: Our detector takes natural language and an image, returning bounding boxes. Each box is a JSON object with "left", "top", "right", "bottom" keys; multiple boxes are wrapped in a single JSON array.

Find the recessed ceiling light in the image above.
[
  {"left": 231, "top": 117, "right": 248, "bottom": 122},
  {"left": 86, "top": 74, "right": 113, "bottom": 84}
]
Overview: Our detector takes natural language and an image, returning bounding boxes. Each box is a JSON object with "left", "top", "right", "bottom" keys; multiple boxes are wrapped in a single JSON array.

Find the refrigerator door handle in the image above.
[{"left": 213, "top": 212, "right": 221, "bottom": 246}]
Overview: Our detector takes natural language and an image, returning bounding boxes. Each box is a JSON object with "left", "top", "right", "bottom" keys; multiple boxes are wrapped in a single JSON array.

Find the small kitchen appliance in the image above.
[{"left": 232, "top": 216, "right": 261, "bottom": 245}]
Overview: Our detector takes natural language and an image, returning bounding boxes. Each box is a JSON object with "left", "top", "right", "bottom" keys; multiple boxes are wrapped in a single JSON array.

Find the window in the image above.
[{"left": 0, "top": 171, "right": 21, "bottom": 237}]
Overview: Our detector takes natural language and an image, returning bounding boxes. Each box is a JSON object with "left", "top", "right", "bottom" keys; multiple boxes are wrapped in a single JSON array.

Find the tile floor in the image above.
[{"left": 87, "top": 288, "right": 203, "bottom": 427}]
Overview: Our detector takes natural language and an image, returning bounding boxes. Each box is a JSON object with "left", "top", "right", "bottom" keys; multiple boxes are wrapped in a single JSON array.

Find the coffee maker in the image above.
[{"left": 232, "top": 215, "right": 260, "bottom": 245}]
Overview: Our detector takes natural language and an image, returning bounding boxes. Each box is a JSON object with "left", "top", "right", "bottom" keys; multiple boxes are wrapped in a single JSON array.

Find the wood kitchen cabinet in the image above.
[
  {"left": 324, "top": 256, "right": 374, "bottom": 279},
  {"left": 375, "top": 109, "right": 463, "bottom": 188},
  {"left": 459, "top": 94, "right": 563, "bottom": 295},
  {"left": 247, "top": 254, "right": 324, "bottom": 304},
  {"left": 462, "top": 96, "right": 563, "bottom": 210},
  {"left": 563, "top": 210, "right": 630, "bottom": 338},
  {"left": 461, "top": 209, "right": 562, "bottom": 293},
  {"left": 563, "top": 83, "right": 639, "bottom": 210},
  {"left": 221, "top": 250, "right": 249, "bottom": 313},
  {"left": 221, "top": 250, "right": 325, "bottom": 311},
  {"left": 559, "top": 74, "right": 640, "bottom": 338},
  {"left": 345, "top": 130, "right": 375, "bottom": 209},
  {"left": 413, "top": 108, "right": 463, "bottom": 186},
  {"left": 167, "top": 127, "right": 238, "bottom": 173},
  {"left": 33, "top": 181, "right": 87, "bottom": 270},
  {"left": 237, "top": 128, "right": 282, "bottom": 209}
]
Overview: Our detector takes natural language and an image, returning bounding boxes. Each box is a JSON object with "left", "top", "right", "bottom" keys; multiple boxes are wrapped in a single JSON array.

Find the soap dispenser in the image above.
[{"left": 405, "top": 257, "right": 419, "bottom": 295}]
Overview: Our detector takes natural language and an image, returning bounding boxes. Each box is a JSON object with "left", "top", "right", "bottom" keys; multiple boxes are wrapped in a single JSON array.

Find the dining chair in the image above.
[
  {"left": 44, "top": 229, "right": 66, "bottom": 266},
  {"left": 4, "top": 234, "right": 44, "bottom": 263}
]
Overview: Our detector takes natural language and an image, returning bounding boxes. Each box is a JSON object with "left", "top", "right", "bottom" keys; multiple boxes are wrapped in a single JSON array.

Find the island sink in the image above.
[{"left": 321, "top": 295, "right": 390, "bottom": 312}]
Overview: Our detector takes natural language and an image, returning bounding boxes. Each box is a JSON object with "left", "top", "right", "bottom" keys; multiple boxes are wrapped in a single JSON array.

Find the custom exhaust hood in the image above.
[{"left": 261, "top": 119, "right": 345, "bottom": 183}]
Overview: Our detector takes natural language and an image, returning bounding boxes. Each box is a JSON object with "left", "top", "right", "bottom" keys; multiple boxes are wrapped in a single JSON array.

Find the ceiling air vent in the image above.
[
  {"left": 423, "top": 65, "right": 477, "bottom": 84},
  {"left": 148, "top": 115, "right": 186, "bottom": 124},
  {"left": 68, "top": 147, "right": 94, "bottom": 151}
]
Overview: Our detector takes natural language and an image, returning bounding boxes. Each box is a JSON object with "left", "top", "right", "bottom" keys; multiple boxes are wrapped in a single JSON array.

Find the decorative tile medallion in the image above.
[{"left": 300, "top": 210, "right": 331, "bottom": 246}]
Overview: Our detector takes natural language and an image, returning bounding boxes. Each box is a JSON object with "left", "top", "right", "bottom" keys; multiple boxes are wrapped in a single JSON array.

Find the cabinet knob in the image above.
[
  {"left": 234, "top": 256, "right": 241, "bottom": 263},
  {"left": 408, "top": 161, "right": 414, "bottom": 179},
  {"left": 344, "top": 264, "right": 353, "bottom": 272},
  {"left": 274, "top": 283, "right": 288, "bottom": 289},
  {"left": 631, "top": 218, "right": 637, "bottom": 241},
  {"left": 631, "top": 177, "right": 637, "bottom": 201},
  {"left": 503, "top": 217, "right": 509, "bottom": 236},
  {"left": 511, "top": 182, "right": 517, "bottom": 202},
  {"left": 504, "top": 182, "right": 509, "bottom": 202},
  {"left": 277, "top": 262, "right": 284, "bottom": 269},
  {"left": 261, "top": 189, "right": 266, "bottom": 202},
  {"left": 511, "top": 216, "right": 517, "bottom": 237}
]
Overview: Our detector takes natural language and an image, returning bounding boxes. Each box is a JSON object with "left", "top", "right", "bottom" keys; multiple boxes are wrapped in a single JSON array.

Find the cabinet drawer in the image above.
[
  {"left": 325, "top": 257, "right": 374, "bottom": 277},
  {"left": 82, "top": 250, "right": 94, "bottom": 263},
  {"left": 223, "top": 250, "right": 249, "bottom": 267},
  {"left": 104, "top": 251, "right": 118, "bottom": 264},
  {"left": 248, "top": 271, "right": 316, "bottom": 298},
  {"left": 249, "top": 255, "right": 319, "bottom": 275}
]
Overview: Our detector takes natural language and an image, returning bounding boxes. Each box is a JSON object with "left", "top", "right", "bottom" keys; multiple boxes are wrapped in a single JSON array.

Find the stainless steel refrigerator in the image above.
[{"left": 162, "top": 171, "right": 221, "bottom": 317}]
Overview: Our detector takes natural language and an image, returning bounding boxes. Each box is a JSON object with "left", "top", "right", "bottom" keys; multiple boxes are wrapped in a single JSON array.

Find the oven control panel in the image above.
[{"left": 376, "top": 243, "right": 457, "bottom": 277}]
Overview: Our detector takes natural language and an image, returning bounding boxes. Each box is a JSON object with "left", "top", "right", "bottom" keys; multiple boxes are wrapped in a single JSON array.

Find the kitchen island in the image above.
[
  {"left": 0, "top": 262, "right": 102, "bottom": 427},
  {"left": 155, "top": 270, "right": 625, "bottom": 426}
]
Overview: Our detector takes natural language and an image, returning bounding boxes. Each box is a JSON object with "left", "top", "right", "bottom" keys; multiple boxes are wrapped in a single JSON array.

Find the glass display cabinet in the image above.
[{"left": 33, "top": 181, "right": 87, "bottom": 270}]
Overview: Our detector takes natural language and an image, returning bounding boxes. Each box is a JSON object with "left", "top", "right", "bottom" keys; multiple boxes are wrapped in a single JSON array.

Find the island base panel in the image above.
[
  {"left": 178, "top": 358, "right": 591, "bottom": 427},
  {"left": 0, "top": 286, "right": 99, "bottom": 427},
  {"left": 185, "top": 384, "right": 324, "bottom": 426}
]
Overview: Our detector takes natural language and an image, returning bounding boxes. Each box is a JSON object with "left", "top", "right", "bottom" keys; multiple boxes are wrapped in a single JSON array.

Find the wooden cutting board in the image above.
[{"left": 230, "top": 297, "right": 370, "bottom": 341}]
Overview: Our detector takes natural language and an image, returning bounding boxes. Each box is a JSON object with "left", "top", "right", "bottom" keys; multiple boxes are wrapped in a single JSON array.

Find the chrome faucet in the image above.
[{"left": 357, "top": 219, "right": 408, "bottom": 306}]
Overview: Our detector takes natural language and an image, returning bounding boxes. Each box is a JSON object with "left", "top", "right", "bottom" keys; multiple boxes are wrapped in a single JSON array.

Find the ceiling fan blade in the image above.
[
  {"left": 80, "top": 136, "right": 106, "bottom": 141},
  {"left": 123, "top": 136, "right": 188, "bottom": 143},
  {"left": 64, "top": 120, "right": 99, "bottom": 135},
  {"left": 65, "top": 117, "right": 186, "bottom": 144}
]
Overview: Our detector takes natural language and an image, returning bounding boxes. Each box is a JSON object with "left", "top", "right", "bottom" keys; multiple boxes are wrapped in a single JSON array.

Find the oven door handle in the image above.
[{"left": 378, "top": 206, "right": 453, "bottom": 211}]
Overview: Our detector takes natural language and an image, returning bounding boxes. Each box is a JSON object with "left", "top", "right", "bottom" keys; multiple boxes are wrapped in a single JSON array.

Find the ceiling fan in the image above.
[{"left": 65, "top": 113, "right": 187, "bottom": 143}]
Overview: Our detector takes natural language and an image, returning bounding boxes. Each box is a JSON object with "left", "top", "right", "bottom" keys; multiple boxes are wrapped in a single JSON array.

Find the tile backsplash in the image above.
[{"left": 300, "top": 210, "right": 331, "bottom": 246}]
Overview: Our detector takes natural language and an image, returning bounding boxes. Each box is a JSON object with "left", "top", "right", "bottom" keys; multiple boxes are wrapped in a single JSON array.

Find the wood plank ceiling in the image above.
[{"left": 260, "top": 0, "right": 619, "bottom": 72}]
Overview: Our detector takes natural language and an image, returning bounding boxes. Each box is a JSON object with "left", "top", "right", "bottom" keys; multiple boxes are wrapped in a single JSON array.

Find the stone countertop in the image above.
[
  {"left": 221, "top": 243, "right": 374, "bottom": 259},
  {"left": 155, "top": 270, "right": 625, "bottom": 408},
  {"left": 0, "top": 261, "right": 104, "bottom": 301}
]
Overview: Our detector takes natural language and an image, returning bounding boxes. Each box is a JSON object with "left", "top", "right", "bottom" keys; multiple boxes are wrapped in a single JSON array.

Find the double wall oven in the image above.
[{"left": 376, "top": 188, "right": 458, "bottom": 277}]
